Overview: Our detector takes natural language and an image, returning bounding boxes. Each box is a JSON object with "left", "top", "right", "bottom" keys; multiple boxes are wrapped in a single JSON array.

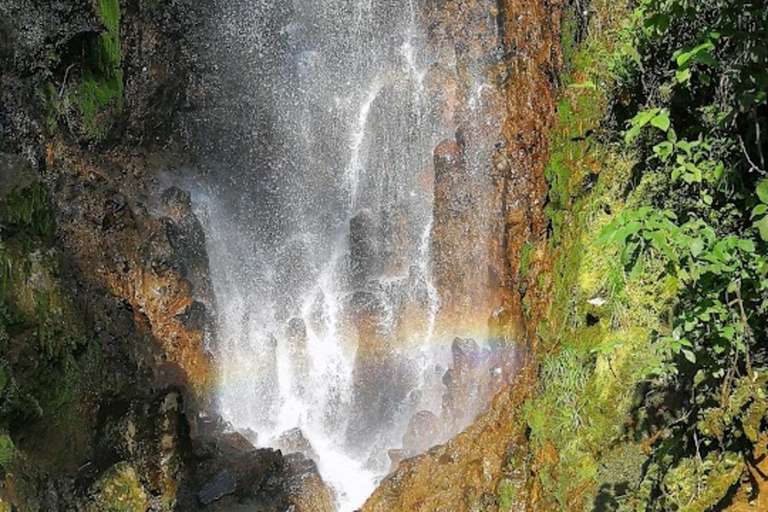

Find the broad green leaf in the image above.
[
  {"left": 625, "top": 108, "right": 661, "bottom": 143},
  {"left": 651, "top": 110, "right": 671, "bottom": 131},
  {"left": 676, "top": 41, "right": 715, "bottom": 67},
  {"left": 755, "top": 216, "right": 768, "bottom": 242},
  {"left": 757, "top": 179, "right": 768, "bottom": 204},
  {"left": 752, "top": 204, "right": 768, "bottom": 219},
  {"left": 738, "top": 239, "right": 756, "bottom": 253},
  {"left": 676, "top": 68, "right": 692, "bottom": 83},
  {"left": 690, "top": 238, "right": 704, "bottom": 257}
]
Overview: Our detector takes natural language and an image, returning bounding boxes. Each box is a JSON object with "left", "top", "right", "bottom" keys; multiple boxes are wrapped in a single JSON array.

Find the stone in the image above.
[
  {"left": 198, "top": 469, "right": 237, "bottom": 505},
  {"left": 285, "top": 318, "right": 311, "bottom": 396},
  {"left": 430, "top": 139, "right": 494, "bottom": 336},
  {"left": 0, "top": 152, "right": 35, "bottom": 197},
  {"left": 275, "top": 428, "right": 318, "bottom": 462},
  {"left": 402, "top": 410, "right": 441, "bottom": 455},
  {"left": 350, "top": 209, "right": 378, "bottom": 288},
  {"left": 388, "top": 449, "right": 407, "bottom": 472}
]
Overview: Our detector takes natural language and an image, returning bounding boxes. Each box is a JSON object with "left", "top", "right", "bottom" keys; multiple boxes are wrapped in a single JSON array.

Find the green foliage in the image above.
[
  {"left": 0, "top": 433, "right": 16, "bottom": 467},
  {"left": 87, "top": 463, "right": 149, "bottom": 512},
  {"left": 497, "top": 479, "right": 517, "bottom": 512},
  {"left": 0, "top": 183, "right": 54, "bottom": 240},
  {"left": 526, "top": 0, "right": 768, "bottom": 510},
  {"left": 43, "top": 0, "right": 123, "bottom": 140},
  {"left": 582, "top": 0, "right": 768, "bottom": 508},
  {"left": 76, "top": 0, "right": 123, "bottom": 139},
  {"left": 519, "top": 242, "right": 534, "bottom": 278}
]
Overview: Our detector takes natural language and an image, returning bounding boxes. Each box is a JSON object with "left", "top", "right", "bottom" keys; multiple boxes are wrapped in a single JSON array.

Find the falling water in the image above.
[{"left": 185, "top": 0, "right": 507, "bottom": 509}]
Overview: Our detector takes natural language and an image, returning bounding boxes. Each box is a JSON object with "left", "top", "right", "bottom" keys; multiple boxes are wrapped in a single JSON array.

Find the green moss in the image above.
[
  {"left": 497, "top": 479, "right": 517, "bottom": 512},
  {"left": 43, "top": 0, "right": 124, "bottom": 139},
  {"left": 518, "top": 1, "right": 678, "bottom": 509},
  {"left": 87, "top": 462, "right": 149, "bottom": 512},
  {"left": 75, "top": 0, "right": 123, "bottom": 139},
  {"left": 519, "top": 242, "right": 533, "bottom": 278},
  {"left": 0, "top": 432, "right": 16, "bottom": 467},
  {"left": 0, "top": 182, "right": 55, "bottom": 241},
  {"left": 97, "top": 0, "right": 121, "bottom": 34}
]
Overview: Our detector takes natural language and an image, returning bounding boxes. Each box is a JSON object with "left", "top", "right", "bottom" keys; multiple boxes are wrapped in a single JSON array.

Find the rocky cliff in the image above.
[
  {"left": 361, "top": 0, "right": 564, "bottom": 510},
  {"left": 0, "top": 0, "right": 333, "bottom": 509}
]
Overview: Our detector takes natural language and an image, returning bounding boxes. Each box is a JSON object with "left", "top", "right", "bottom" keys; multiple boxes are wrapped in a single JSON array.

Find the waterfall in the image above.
[{"left": 185, "top": 0, "right": 508, "bottom": 509}]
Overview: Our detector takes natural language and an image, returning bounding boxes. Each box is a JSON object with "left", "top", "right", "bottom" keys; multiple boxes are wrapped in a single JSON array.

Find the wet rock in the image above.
[
  {"left": 452, "top": 337, "right": 481, "bottom": 364},
  {"left": 159, "top": 186, "right": 215, "bottom": 309},
  {"left": 431, "top": 140, "right": 493, "bottom": 336},
  {"left": 0, "top": 152, "right": 35, "bottom": 197},
  {"left": 280, "top": 455, "right": 336, "bottom": 512},
  {"left": 275, "top": 428, "right": 318, "bottom": 462},
  {"left": 198, "top": 469, "right": 237, "bottom": 505},
  {"left": 285, "top": 318, "right": 311, "bottom": 396},
  {"left": 240, "top": 428, "right": 259, "bottom": 446},
  {"left": 347, "top": 291, "right": 417, "bottom": 450},
  {"left": 85, "top": 462, "right": 150, "bottom": 511},
  {"left": 350, "top": 209, "right": 378, "bottom": 288},
  {"left": 388, "top": 448, "right": 407, "bottom": 470},
  {"left": 402, "top": 410, "right": 441, "bottom": 456},
  {"left": 442, "top": 338, "right": 491, "bottom": 432}
]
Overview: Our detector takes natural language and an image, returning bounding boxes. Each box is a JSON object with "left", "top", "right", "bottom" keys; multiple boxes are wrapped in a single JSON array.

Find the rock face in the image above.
[
  {"left": 198, "top": 469, "right": 237, "bottom": 505},
  {"left": 184, "top": 412, "right": 335, "bottom": 512},
  {"left": 275, "top": 428, "right": 319, "bottom": 462},
  {"left": 402, "top": 410, "right": 441, "bottom": 456},
  {"left": 431, "top": 139, "right": 482, "bottom": 332},
  {"left": 362, "top": 379, "right": 533, "bottom": 512},
  {"left": 285, "top": 318, "right": 311, "bottom": 397},
  {"left": 362, "top": 0, "right": 564, "bottom": 510},
  {"left": 0, "top": 0, "right": 336, "bottom": 511},
  {"left": 350, "top": 210, "right": 379, "bottom": 288}
]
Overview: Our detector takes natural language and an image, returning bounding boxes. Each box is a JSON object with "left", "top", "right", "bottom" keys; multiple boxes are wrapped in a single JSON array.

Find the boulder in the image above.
[
  {"left": 198, "top": 469, "right": 237, "bottom": 505},
  {"left": 275, "top": 428, "right": 318, "bottom": 462},
  {"left": 402, "top": 410, "right": 441, "bottom": 455}
]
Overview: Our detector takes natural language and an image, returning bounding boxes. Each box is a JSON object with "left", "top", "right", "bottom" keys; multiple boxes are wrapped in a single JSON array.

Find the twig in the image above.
[
  {"left": 58, "top": 64, "right": 75, "bottom": 98},
  {"left": 739, "top": 135, "right": 765, "bottom": 175}
]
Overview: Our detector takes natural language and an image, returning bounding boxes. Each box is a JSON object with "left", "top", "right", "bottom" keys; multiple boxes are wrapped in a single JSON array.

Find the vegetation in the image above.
[
  {"left": 43, "top": 0, "right": 123, "bottom": 140},
  {"left": 0, "top": 182, "right": 93, "bottom": 471},
  {"left": 87, "top": 462, "right": 150, "bottom": 512},
  {"left": 522, "top": 0, "right": 768, "bottom": 510}
]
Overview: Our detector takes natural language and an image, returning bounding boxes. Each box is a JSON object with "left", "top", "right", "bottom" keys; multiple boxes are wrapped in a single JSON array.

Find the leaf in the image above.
[
  {"left": 690, "top": 238, "right": 705, "bottom": 257},
  {"left": 654, "top": 141, "right": 674, "bottom": 160},
  {"left": 682, "top": 349, "right": 696, "bottom": 363},
  {"left": 676, "top": 41, "right": 716, "bottom": 68},
  {"left": 757, "top": 179, "right": 768, "bottom": 204},
  {"left": 651, "top": 110, "right": 671, "bottom": 131},
  {"left": 755, "top": 216, "right": 768, "bottom": 242},
  {"left": 625, "top": 108, "right": 660, "bottom": 143},
  {"left": 751, "top": 204, "right": 768, "bottom": 219},
  {"left": 676, "top": 68, "right": 692, "bottom": 84},
  {"left": 738, "top": 239, "right": 756, "bottom": 253}
]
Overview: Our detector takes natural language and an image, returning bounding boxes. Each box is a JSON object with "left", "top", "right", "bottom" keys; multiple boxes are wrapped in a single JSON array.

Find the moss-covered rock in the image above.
[{"left": 86, "top": 462, "right": 149, "bottom": 512}]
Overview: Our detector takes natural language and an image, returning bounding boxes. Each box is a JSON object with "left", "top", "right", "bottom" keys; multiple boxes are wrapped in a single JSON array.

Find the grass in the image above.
[
  {"left": 42, "top": 0, "right": 124, "bottom": 140},
  {"left": 510, "top": 0, "right": 677, "bottom": 509}
]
